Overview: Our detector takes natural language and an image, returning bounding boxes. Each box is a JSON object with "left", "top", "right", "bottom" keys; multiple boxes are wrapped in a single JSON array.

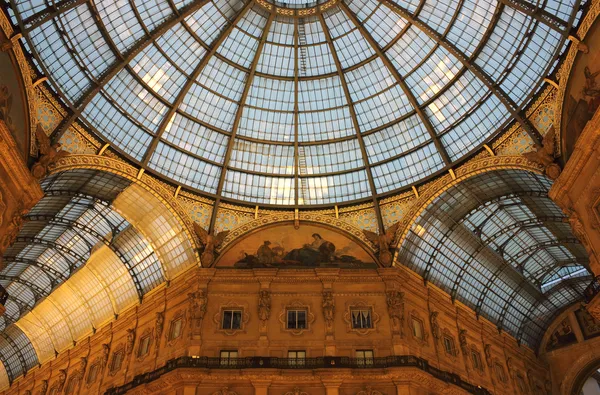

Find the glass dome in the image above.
[{"left": 13, "top": 0, "right": 577, "bottom": 205}]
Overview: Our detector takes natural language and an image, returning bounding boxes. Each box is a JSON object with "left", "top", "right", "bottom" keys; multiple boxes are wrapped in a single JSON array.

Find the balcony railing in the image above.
[
  {"left": 584, "top": 275, "right": 600, "bottom": 303},
  {"left": 105, "top": 355, "right": 492, "bottom": 395}
]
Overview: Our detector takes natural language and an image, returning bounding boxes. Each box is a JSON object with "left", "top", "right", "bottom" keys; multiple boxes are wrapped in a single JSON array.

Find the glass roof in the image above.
[
  {"left": 11, "top": 0, "right": 578, "bottom": 205},
  {"left": 399, "top": 170, "right": 591, "bottom": 348}
]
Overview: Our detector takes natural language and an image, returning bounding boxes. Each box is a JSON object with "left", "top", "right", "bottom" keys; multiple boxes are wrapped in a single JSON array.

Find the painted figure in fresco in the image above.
[
  {"left": 257, "top": 241, "right": 274, "bottom": 265},
  {"left": 546, "top": 319, "right": 577, "bottom": 350},
  {"left": 283, "top": 234, "right": 336, "bottom": 265}
]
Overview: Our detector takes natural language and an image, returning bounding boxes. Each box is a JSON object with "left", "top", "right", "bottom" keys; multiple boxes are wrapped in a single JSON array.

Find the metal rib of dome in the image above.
[{"left": 10, "top": 0, "right": 580, "bottom": 206}]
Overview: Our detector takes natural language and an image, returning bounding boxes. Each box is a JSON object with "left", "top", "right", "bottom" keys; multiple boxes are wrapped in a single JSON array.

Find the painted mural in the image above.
[
  {"left": 545, "top": 317, "right": 577, "bottom": 351},
  {"left": 216, "top": 224, "right": 378, "bottom": 268},
  {"left": 575, "top": 307, "right": 600, "bottom": 340},
  {"left": 562, "top": 18, "right": 600, "bottom": 159},
  {"left": 0, "top": 49, "right": 27, "bottom": 159}
]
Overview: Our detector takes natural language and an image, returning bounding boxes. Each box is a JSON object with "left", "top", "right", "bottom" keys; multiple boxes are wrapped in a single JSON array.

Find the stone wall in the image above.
[{"left": 3, "top": 266, "right": 549, "bottom": 395}]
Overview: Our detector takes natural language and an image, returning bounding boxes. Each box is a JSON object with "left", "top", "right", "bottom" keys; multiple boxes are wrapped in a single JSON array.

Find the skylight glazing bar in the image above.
[
  {"left": 21, "top": 0, "right": 87, "bottom": 31},
  {"left": 141, "top": 0, "right": 256, "bottom": 167},
  {"left": 36, "top": 0, "right": 215, "bottom": 142},
  {"left": 378, "top": 0, "right": 544, "bottom": 144},
  {"left": 208, "top": 6, "right": 275, "bottom": 232},
  {"left": 318, "top": 12, "right": 384, "bottom": 232},
  {"left": 338, "top": 1, "right": 452, "bottom": 165},
  {"left": 499, "top": 0, "right": 569, "bottom": 33}
]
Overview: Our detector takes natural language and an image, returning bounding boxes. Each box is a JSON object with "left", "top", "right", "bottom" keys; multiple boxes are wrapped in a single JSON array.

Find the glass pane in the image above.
[
  {"left": 232, "top": 311, "right": 242, "bottom": 329},
  {"left": 222, "top": 310, "right": 233, "bottom": 329}
]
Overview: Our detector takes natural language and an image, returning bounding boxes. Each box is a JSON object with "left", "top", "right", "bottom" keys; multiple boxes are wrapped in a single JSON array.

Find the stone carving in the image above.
[
  {"left": 459, "top": 329, "right": 468, "bottom": 354},
  {"left": 322, "top": 290, "right": 335, "bottom": 332},
  {"left": 155, "top": 311, "right": 165, "bottom": 339},
  {"left": 484, "top": 344, "right": 492, "bottom": 368},
  {"left": 386, "top": 290, "right": 404, "bottom": 336},
  {"left": 356, "top": 386, "right": 383, "bottom": 395},
  {"left": 522, "top": 126, "right": 561, "bottom": 179},
  {"left": 564, "top": 209, "right": 594, "bottom": 259},
  {"left": 212, "top": 387, "right": 238, "bottom": 395},
  {"left": 31, "top": 124, "right": 69, "bottom": 180},
  {"left": 57, "top": 369, "right": 67, "bottom": 392},
  {"left": 193, "top": 222, "right": 229, "bottom": 266},
  {"left": 258, "top": 289, "right": 271, "bottom": 324},
  {"left": 0, "top": 203, "right": 27, "bottom": 251},
  {"left": 363, "top": 222, "right": 400, "bottom": 266},
  {"left": 0, "top": 84, "right": 15, "bottom": 135},
  {"left": 79, "top": 356, "right": 87, "bottom": 378},
  {"left": 126, "top": 328, "right": 136, "bottom": 355},
  {"left": 188, "top": 289, "right": 208, "bottom": 324},
  {"left": 101, "top": 343, "right": 110, "bottom": 368},
  {"left": 39, "top": 380, "right": 48, "bottom": 395},
  {"left": 284, "top": 387, "right": 309, "bottom": 395},
  {"left": 429, "top": 311, "right": 440, "bottom": 343},
  {"left": 0, "top": 190, "right": 5, "bottom": 228}
]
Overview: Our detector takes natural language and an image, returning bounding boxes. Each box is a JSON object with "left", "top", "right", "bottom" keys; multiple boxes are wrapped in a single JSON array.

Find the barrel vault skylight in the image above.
[{"left": 10, "top": 0, "right": 580, "bottom": 206}]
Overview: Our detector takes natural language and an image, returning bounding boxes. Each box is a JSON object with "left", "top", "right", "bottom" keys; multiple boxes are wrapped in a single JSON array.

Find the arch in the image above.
[
  {"left": 397, "top": 164, "right": 591, "bottom": 349},
  {"left": 49, "top": 155, "right": 200, "bottom": 253},
  {"left": 394, "top": 155, "right": 545, "bottom": 248}
]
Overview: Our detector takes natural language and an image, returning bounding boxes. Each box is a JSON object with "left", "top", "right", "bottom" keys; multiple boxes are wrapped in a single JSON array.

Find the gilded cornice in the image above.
[
  {"left": 0, "top": 9, "right": 37, "bottom": 156},
  {"left": 392, "top": 155, "right": 544, "bottom": 249},
  {"left": 47, "top": 154, "right": 202, "bottom": 255},
  {"left": 554, "top": 0, "right": 600, "bottom": 153}
]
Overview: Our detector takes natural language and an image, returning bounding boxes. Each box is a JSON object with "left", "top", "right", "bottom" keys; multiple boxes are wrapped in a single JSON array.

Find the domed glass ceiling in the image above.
[{"left": 12, "top": 0, "right": 578, "bottom": 206}]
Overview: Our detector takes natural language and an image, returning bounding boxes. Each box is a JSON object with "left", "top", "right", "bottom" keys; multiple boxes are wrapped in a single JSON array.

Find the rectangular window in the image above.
[
  {"left": 287, "top": 309, "right": 307, "bottom": 329},
  {"left": 110, "top": 350, "right": 124, "bottom": 373},
  {"left": 411, "top": 317, "right": 424, "bottom": 340},
  {"left": 138, "top": 335, "right": 151, "bottom": 357},
  {"left": 288, "top": 350, "right": 306, "bottom": 367},
  {"left": 222, "top": 309, "right": 243, "bottom": 330},
  {"left": 169, "top": 318, "right": 182, "bottom": 340},
  {"left": 471, "top": 350, "right": 482, "bottom": 371},
  {"left": 220, "top": 350, "right": 238, "bottom": 366},
  {"left": 351, "top": 308, "right": 372, "bottom": 329},
  {"left": 355, "top": 349, "right": 374, "bottom": 366},
  {"left": 87, "top": 363, "right": 99, "bottom": 384},
  {"left": 443, "top": 335, "right": 455, "bottom": 355}
]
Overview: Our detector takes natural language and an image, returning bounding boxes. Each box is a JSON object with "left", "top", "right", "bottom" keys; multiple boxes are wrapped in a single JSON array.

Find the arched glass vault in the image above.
[
  {"left": 399, "top": 169, "right": 591, "bottom": 348},
  {"left": 0, "top": 169, "right": 196, "bottom": 388},
  {"left": 9, "top": 0, "right": 582, "bottom": 206}
]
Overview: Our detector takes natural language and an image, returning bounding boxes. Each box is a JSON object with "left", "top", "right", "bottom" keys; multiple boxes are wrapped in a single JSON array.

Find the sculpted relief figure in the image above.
[
  {"left": 31, "top": 124, "right": 68, "bottom": 180},
  {"left": 258, "top": 289, "right": 271, "bottom": 324},
  {"left": 193, "top": 222, "right": 229, "bottom": 266},
  {"left": 155, "top": 311, "right": 165, "bottom": 339},
  {"left": 429, "top": 311, "right": 440, "bottom": 343},
  {"left": 523, "top": 126, "right": 561, "bottom": 180},
  {"left": 386, "top": 290, "right": 405, "bottom": 336},
  {"left": 126, "top": 328, "right": 136, "bottom": 355},
  {"left": 322, "top": 290, "right": 335, "bottom": 332},
  {"left": 101, "top": 343, "right": 110, "bottom": 368},
  {"left": 363, "top": 222, "right": 400, "bottom": 266},
  {"left": 188, "top": 289, "right": 208, "bottom": 325}
]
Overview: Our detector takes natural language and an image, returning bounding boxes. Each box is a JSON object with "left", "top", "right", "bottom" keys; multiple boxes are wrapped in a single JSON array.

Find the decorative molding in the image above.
[
  {"left": 211, "top": 387, "right": 238, "bottom": 395},
  {"left": 342, "top": 300, "right": 380, "bottom": 336},
  {"left": 393, "top": 155, "right": 544, "bottom": 249},
  {"left": 356, "top": 386, "right": 384, "bottom": 395},
  {"left": 554, "top": 0, "right": 600, "bottom": 153},
  {"left": 213, "top": 301, "right": 249, "bottom": 336},
  {"left": 49, "top": 155, "right": 201, "bottom": 255},
  {"left": 277, "top": 300, "right": 315, "bottom": 336},
  {"left": 386, "top": 290, "right": 405, "bottom": 336},
  {"left": 283, "top": 387, "right": 309, "bottom": 395},
  {"left": 166, "top": 309, "right": 187, "bottom": 346}
]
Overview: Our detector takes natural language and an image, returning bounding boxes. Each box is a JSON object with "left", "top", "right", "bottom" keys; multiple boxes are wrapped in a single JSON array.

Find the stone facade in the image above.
[{"left": 2, "top": 266, "right": 548, "bottom": 395}]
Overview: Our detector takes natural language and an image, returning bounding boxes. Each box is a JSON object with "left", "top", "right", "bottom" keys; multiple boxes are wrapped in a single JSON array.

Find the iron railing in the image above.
[
  {"left": 105, "top": 355, "right": 492, "bottom": 395},
  {"left": 584, "top": 275, "right": 600, "bottom": 303}
]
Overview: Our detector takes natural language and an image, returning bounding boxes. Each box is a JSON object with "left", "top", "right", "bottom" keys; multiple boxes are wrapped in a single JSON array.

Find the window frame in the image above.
[
  {"left": 110, "top": 348, "right": 124, "bottom": 374},
  {"left": 86, "top": 362, "right": 100, "bottom": 385},
  {"left": 288, "top": 350, "right": 306, "bottom": 367},
  {"left": 137, "top": 333, "right": 152, "bottom": 358},
  {"left": 219, "top": 350, "right": 238, "bottom": 366},
  {"left": 168, "top": 317, "right": 183, "bottom": 341},
  {"left": 350, "top": 308, "right": 373, "bottom": 329},
  {"left": 286, "top": 309, "right": 308, "bottom": 330},
  {"left": 411, "top": 316, "right": 425, "bottom": 340},
  {"left": 442, "top": 334, "right": 456, "bottom": 356},
  {"left": 221, "top": 309, "right": 244, "bottom": 330},
  {"left": 355, "top": 349, "right": 374, "bottom": 366}
]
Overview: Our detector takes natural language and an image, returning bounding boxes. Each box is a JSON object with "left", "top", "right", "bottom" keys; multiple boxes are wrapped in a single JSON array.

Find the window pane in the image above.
[
  {"left": 232, "top": 311, "right": 242, "bottom": 329},
  {"left": 223, "top": 310, "right": 232, "bottom": 329}
]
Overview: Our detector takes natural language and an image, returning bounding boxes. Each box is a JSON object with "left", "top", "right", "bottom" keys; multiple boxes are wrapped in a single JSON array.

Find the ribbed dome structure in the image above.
[{"left": 11, "top": 0, "right": 578, "bottom": 206}]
